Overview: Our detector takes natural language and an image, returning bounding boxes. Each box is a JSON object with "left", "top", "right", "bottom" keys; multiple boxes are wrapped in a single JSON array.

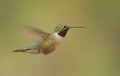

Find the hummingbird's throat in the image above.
[{"left": 58, "top": 28, "right": 69, "bottom": 37}]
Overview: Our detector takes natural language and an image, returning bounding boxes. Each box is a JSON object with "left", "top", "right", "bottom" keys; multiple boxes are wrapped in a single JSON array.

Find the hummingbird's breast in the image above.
[
  {"left": 41, "top": 33, "right": 63, "bottom": 55},
  {"left": 54, "top": 33, "right": 63, "bottom": 45}
]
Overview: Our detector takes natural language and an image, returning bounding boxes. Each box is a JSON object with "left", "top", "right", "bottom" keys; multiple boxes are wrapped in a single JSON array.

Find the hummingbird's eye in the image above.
[{"left": 63, "top": 26, "right": 67, "bottom": 28}]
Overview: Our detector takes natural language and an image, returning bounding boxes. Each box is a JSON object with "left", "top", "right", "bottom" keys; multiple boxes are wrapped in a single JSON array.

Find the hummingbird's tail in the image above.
[
  {"left": 13, "top": 48, "right": 40, "bottom": 54},
  {"left": 13, "top": 49, "right": 28, "bottom": 52}
]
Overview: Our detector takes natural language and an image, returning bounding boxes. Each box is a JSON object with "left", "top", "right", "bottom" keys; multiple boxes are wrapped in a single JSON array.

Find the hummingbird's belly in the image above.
[
  {"left": 45, "top": 46, "right": 56, "bottom": 54},
  {"left": 41, "top": 40, "right": 61, "bottom": 55},
  {"left": 41, "top": 33, "right": 63, "bottom": 55}
]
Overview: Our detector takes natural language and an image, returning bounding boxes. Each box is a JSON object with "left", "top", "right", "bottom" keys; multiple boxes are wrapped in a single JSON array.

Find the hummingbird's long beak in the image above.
[{"left": 69, "top": 26, "right": 85, "bottom": 28}]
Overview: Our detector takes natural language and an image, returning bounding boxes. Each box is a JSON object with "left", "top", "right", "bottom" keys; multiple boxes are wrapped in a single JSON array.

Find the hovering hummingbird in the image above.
[{"left": 13, "top": 24, "right": 84, "bottom": 55}]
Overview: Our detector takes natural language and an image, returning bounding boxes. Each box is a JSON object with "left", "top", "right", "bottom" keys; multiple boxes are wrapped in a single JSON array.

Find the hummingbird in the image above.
[{"left": 13, "top": 24, "right": 84, "bottom": 55}]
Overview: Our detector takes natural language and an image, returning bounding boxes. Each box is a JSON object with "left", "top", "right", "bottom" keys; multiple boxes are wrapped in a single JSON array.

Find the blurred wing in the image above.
[{"left": 16, "top": 25, "right": 50, "bottom": 43}]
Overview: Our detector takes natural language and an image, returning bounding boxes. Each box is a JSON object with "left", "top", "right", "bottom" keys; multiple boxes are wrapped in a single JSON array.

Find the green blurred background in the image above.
[{"left": 0, "top": 0, "right": 120, "bottom": 76}]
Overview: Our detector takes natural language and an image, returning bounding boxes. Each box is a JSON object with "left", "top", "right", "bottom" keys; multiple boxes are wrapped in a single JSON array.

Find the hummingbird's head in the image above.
[
  {"left": 54, "top": 24, "right": 84, "bottom": 37},
  {"left": 54, "top": 24, "right": 70, "bottom": 37}
]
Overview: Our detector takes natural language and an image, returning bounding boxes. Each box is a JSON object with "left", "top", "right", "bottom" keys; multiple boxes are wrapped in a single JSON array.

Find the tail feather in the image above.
[
  {"left": 13, "top": 49, "right": 40, "bottom": 54},
  {"left": 13, "top": 49, "right": 27, "bottom": 52}
]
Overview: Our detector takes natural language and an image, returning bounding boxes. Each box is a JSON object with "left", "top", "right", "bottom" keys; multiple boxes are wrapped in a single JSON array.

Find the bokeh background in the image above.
[{"left": 0, "top": 0, "right": 120, "bottom": 76}]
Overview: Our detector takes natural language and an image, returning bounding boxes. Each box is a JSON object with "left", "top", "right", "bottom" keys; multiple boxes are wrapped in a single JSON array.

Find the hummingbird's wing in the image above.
[{"left": 16, "top": 25, "right": 50, "bottom": 43}]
